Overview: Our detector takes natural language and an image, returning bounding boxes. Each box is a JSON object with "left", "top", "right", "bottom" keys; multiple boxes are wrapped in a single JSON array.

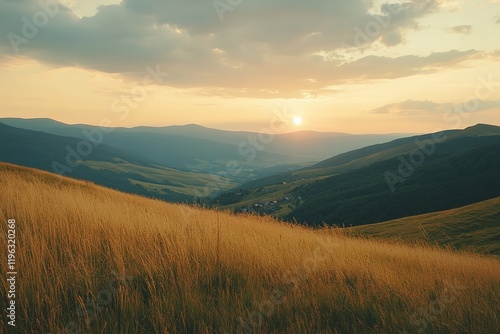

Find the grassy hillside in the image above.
[
  {"left": 0, "top": 122, "right": 235, "bottom": 201},
  {"left": 82, "top": 159, "right": 236, "bottom": 198},
  {"left": 1, "top": 163, "right": 499, "bottom": 333},
  {"left": 352, "top": 197, "right": 500, "bottom": 255},
  {"left": 223, "top": 124, "right": 500, "bottom": 193},
  {"left": 214, "top": 126, "right": 500, "bottom": 226},
  {"left": 238, "top": 124, "right": 500, "bottom": 190},
  {"left": 288, "top": 137, "right": 500, "bottom": 226},
  {"left": 227, "top": 129, "right": 462, "bottom": 192}
]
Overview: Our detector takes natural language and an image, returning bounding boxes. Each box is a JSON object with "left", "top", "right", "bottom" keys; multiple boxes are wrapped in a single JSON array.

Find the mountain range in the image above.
[
  {"left": 0, "top": 117, "right": 407, "bottom": 199},
  {"left": 0, "top": 117, "right": 406, "bottom": 180},
  {"left": 2, "top": 118, "right": 499, "bottom": 230}
]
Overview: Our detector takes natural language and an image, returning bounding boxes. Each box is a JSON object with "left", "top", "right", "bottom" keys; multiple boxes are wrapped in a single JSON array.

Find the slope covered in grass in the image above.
[
  {"left": 287, "top": 137, "right": 500, "bottom": 226},
  {"left": 352, "top": 197, "right": 500, "bottom": 255},
  {"left": 0, "top": 122, "right": 234, "bottom": 201},
  {"left": 214, "top": 125, "right": 500, "bottom": 225},
  {"left": 0, "top": 163, "right": 499, "bottom": 333}
]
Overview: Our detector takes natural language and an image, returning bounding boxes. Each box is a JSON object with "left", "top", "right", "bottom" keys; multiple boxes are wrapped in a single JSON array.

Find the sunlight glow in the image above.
[{"left": 293, "top": 116, "right": 302, "bottom": 126}]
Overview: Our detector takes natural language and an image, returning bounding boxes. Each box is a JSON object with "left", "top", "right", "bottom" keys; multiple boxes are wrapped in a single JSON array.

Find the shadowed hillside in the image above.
[
  {"left": 288, "top": 136, "right": 500, "bottom": 226},
  {"left": 214, "top": 125, "right": 500, "bottom": 227}
]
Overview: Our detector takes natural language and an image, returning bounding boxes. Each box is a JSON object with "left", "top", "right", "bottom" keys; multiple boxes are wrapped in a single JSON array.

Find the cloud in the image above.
[
  {"left": 181, "top": 50, "right": 491, "bottom": 98},
  {"left": 444, "top": 24, "right": 472, "bottom": 35},
  {"left": 495, "top": 16, "right": 500, "bottom": 24},
  {"left": 0, "top": 0, "right": 494, "bottom": 98},
  {"left": 368, "top": 99, "right": 500, "bottom": 115},
  {"left": 438, "top": 0, "right": 465, "bottom": 12}
]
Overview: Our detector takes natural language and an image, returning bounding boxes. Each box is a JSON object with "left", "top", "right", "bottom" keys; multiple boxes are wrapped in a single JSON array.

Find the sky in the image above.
[{"left": 0, "top": 0, "right": 499, "bottom": 134}]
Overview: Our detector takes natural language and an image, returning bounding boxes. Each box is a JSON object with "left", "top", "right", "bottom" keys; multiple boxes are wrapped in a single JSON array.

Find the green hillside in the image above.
[
  {"left": 352, "top": 197, "right": 500, "bottom": 255},
  {"left": 213, "top": 125, "right": 500, "bottom": 226},
  {"left": 236, "top": 124, "right": 500, "bottom": 191},
  {"left": 0, "top": 123, "right": 234, "bottom": 201},
  {"left": 288, "top": 137, "right": 500, "bottom": 226}
]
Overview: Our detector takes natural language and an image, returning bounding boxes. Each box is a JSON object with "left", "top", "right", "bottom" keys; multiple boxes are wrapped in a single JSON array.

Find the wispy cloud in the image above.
[
  {"left": 368, "top": 99, "right": 500, "bottom": 115},
  {"left": 444, "top": 24, "right": 472, "bottom": 34}
]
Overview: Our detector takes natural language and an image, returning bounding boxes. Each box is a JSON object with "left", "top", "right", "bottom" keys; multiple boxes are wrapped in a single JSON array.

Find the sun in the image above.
[{"left": 293, "top": 116, "right": 302, "bottom": 126}]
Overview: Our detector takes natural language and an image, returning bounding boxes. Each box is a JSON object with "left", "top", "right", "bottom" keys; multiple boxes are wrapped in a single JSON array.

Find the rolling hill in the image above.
[
  {"left": 234, "top": 123, "right": 500, "bottom": 190},
  {"left": 287, "top": 135, "right": 500, "bottom": 226},
  {"left": 212, "top": 124, "right": 500, "bottom": 226},
  {"left": 352, "top": 197, "right": 500, "bottom": 255},
  {"left": 0, "top": 162, "right": 499, "bottom": 333},
  {"left": 0, "top": 123, "right": 234, "bottom": 201}
]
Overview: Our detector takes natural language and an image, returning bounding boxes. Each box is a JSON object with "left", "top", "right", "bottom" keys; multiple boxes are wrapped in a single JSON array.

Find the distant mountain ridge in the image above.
[{"left": 0, "top": 117, "right": 409, "bottom": 181}]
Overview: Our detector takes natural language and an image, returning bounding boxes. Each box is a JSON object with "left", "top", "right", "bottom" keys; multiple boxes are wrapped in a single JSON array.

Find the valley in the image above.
[{"left": 213, "top": 124, "right": 500, "bottom": 228}]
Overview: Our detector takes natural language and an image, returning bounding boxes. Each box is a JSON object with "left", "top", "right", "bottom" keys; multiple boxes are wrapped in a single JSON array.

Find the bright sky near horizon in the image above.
[{"left": 0, "top": 0, "right": 499, "bottom": 134}]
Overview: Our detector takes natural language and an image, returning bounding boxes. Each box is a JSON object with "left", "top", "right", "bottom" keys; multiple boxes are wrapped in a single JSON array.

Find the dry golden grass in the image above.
[{"left": 0, "top": 163, "right": 499, "bottom": 333}]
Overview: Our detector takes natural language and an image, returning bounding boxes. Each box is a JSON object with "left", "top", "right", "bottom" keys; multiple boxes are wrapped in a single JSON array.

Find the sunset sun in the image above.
[{"left": 293, "top": 116, "right": 302, "bottom": 126}]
